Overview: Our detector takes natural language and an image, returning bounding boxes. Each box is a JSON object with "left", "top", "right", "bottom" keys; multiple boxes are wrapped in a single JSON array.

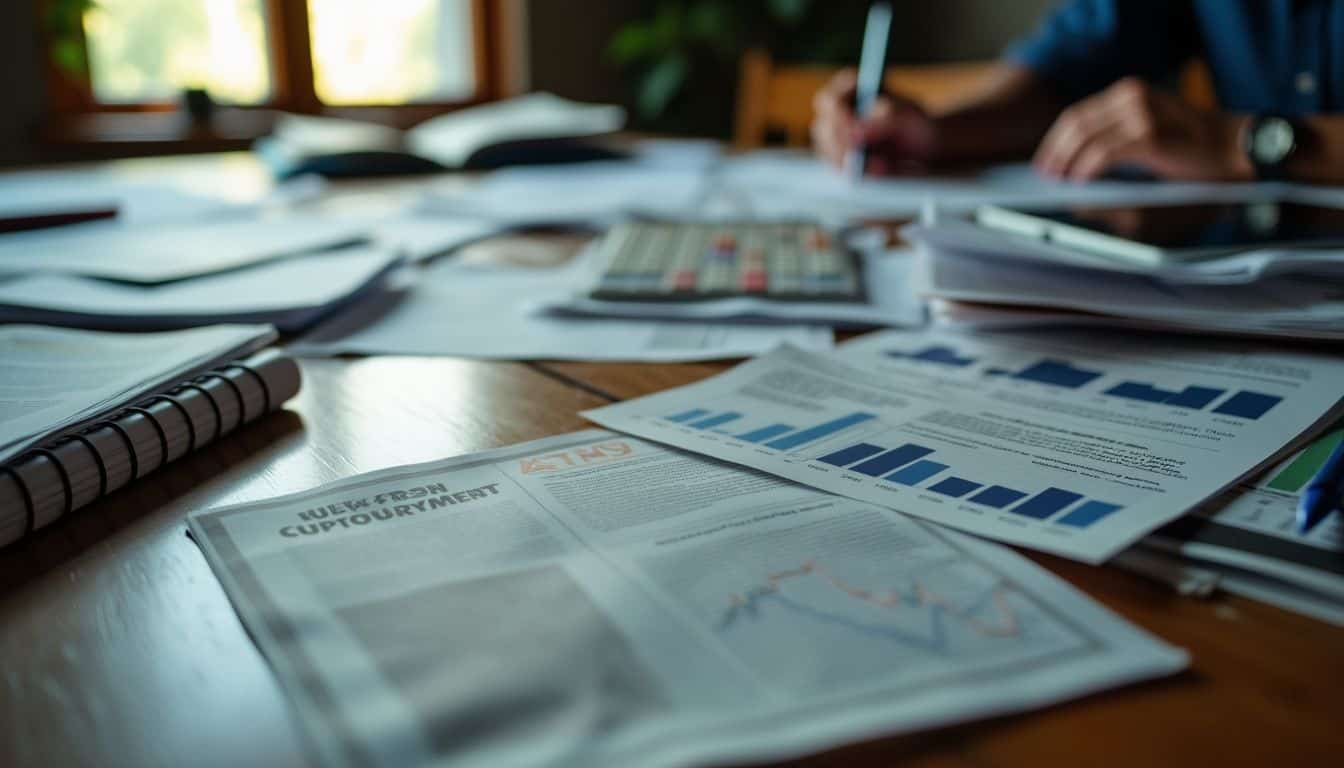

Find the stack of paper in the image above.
[
  {"left": 0, "top": 245, "right": 401, "bottom": 332},
  {"left": 908, "top": 215, "right": 1344, "bottom": 341},
  {"left": 1135, "top": 423, "right": 1344, "bottom": 625}
]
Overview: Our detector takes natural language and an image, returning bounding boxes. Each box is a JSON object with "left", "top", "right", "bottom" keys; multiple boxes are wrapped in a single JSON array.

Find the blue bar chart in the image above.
[
  {"left": 815, "top": 436, "right": 1122, "bottom": 528},
  {"left": 1211, "top": 391, "right": 1283, "bottom": 420},
  {"left": 664, "top": 410, "right": 877, "bottom": 450},
  {"left": 1103, "top": 381, "right": 1283, "bottom": 419},
  {"left": 886, "top": 345, "right": 977, "bottom": 367},
  {"left": 1104, "top": 382, "right": 1225, "bottom": 408},
  {"left": 686, "top": 412, "right": 741, "bottom": 430},
  {"left": 986, "top": 359, "right": 1104, "bottom": 389},
  {"left": 735, "top": 424, "right": 794, "bottom": 442}
]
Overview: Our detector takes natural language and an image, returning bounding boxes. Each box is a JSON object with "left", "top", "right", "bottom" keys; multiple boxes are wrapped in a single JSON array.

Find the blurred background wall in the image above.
[
  {"left": 528, "top": 0, "right": 1054, "bottom": 136},
  {"left": 0, "top": 0, "right": 1055, "bottom": 168},
  {"left": 0, "top": 1, "right": 49, "bottom": 167}
]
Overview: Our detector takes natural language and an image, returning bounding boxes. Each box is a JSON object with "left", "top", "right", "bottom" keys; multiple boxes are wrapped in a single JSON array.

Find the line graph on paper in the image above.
[
  {"left": 715, "top": 560, "right": 1022, "bottom": 654},
  {"left": 642, "top": 504, "right": 1097, "bottom": 696},
  {"left": 703, "top": 555, "right": 1088, "bottom": 694}
]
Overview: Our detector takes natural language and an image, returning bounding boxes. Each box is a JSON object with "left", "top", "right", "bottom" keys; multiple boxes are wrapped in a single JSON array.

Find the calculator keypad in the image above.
[{"left": 590, "top": 222, "right": 864, "bottom": 303}]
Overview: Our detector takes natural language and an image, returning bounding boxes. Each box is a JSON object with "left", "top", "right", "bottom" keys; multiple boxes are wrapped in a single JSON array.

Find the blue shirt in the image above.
[{"left": 1006, "top": 0, "right": 1344, "bottom": 114}]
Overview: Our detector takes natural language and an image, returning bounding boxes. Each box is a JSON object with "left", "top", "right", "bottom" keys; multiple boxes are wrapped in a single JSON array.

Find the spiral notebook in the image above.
[{"left": 0, "top": 324, "right": 301, "bottom": 548}]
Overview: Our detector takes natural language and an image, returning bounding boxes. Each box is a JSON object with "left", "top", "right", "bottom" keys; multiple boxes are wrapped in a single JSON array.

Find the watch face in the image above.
[{"left": 1252, "top": 117, "right": 1295, "bottom": 164}]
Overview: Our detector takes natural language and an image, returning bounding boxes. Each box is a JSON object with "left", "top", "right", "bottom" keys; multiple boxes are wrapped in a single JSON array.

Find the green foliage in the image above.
[
  {"left": 45, "top": 0, "right": 97, "bottom": 77},
  {"left": 608, "top": 0, "right": 817, "bottom": 120}
]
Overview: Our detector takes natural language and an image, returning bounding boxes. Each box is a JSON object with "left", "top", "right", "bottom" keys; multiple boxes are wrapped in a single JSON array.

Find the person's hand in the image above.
[
  {"left": 1033, "top": 77, "right": 1253, "bottom": 181},
  {"left": 810, "top": 69, "right": 938, "bottom": 176}
]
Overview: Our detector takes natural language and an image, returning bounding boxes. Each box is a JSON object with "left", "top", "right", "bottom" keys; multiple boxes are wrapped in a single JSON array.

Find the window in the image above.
[
  {"left": 45, "top": 0, "right": 505, "bottom": 135},
  {"left": 308, "top": 0, "right": 477, "bottom": 105},
  {"left": 83, "top": 0, "right": 273, "bottom": 104}
]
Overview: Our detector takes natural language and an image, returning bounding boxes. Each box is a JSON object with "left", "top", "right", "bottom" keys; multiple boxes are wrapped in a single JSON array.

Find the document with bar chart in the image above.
[{"left": 583, "top": 330, "right": 1344, "bottom": 562}]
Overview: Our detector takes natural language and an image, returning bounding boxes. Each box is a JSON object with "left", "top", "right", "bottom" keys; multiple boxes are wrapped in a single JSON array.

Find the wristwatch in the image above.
[{"left": 1243, "top": 114, "right": 1300, "bottom": 180}]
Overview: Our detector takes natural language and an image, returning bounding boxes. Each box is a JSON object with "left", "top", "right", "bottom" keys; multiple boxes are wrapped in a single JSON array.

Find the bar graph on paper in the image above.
[
  {"left": 886, "top": 344, "right": 1285, "bottom": 420},
  {"left": 663, "top": 407, "right": 1123, "bottom": 530}
]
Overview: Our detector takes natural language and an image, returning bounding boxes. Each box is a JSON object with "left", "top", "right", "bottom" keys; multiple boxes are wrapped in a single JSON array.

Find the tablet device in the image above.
[{"left": 975, "top": 200, "right": 1344, "bottom": 265}]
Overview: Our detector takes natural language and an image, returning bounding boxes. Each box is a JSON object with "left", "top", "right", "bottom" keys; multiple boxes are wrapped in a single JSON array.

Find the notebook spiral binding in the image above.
[{"left": 0, "top": 358, "right": 284, "bottom": 548}]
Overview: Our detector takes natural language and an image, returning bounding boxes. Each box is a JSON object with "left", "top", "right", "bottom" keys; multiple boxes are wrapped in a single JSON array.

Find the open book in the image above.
[
  {"left": 255, "top": 93, "right": 627, "bottom": 178},
  {"left": 0, "top": 324, "right": 301, "bottom": 547}
]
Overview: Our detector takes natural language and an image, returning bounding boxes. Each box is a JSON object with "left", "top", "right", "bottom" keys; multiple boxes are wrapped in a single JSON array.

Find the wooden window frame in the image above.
[{"left": 40, "top": 0, "right": 512, "bottom": 155}]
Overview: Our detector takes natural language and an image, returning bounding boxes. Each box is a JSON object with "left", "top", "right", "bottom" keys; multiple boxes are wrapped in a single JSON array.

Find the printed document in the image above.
[
  {"left": 189, "top": 430, "right": 1185, "bottom": 768},
  {"left": 583, "top": 330, "right": 1344, "bottom": 562}
]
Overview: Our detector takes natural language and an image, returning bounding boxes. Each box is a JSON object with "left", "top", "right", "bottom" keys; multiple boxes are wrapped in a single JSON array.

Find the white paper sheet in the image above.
[
  {"left": 0, "top": 323, "right": 275, "bottom": 465},
  {"left": 373, "top": 215, "right": 508, "bottom": 263},
  {"left": 582, "top": 329, "right": 1344, "bottom": 563},
  {"left": 713, "top": 152, "right": 1289, "bottom": 220},
  {"left": 289, "top": 260, "right": 832, "bottom": 361},
  {"left": 188, "top": 429, "right": 1185, "bottom": 768},
  {"left": 0, "top": 172, "right": 245, "bottom": 225},
  {"left": 0, "top": 212, "right": 372, "bottom": 283},
  {"left": 0, "top": 246, "right": 401, "bottom": 332},
  {"left": 419, "top": 161, "right": 708, "bottom": 226}
]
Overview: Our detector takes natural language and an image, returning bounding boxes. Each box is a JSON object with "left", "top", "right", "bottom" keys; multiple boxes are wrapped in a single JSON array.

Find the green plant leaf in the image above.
[
  {"left": 606, "top": 23, "right": 657, "bottom": 64},
  {"left": 637, "top": 54, "right": 689, "bottom": 119}
]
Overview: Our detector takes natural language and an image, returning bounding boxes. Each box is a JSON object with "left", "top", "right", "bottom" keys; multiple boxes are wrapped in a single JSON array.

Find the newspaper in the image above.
[{"left": 189, "top": 430, "right": 1185, "bottom": 768}]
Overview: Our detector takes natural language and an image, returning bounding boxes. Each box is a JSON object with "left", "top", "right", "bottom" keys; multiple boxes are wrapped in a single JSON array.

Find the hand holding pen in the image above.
[{"left": 810, "top": 4, "right": 937, "bottom": 179}]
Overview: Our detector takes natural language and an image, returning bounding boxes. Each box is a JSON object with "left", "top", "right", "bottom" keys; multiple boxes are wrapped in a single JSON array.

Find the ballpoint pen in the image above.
[
  {"left": 846, "top": 2, "right": 893, "bottom": 183},
  {"left": 1297, "top": 437, "right": 1344, "bottom": 533}
]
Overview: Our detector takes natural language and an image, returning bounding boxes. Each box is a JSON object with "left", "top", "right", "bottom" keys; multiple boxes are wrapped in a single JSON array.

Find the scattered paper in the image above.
[
  {"left": 0, "top": 213, "right": 372, "bottom": 283},
  {"left": 420, "top": 161, "right": 707, "bottom": 226},
  {"left": 188, "top": 429, "right": 1185, "bottom": 768},
  {"left": 0, "top": 246, "right": 401, "bottom": 332},
  {"left": 290, "top": 259, "right": 832, "bottom": 361}
]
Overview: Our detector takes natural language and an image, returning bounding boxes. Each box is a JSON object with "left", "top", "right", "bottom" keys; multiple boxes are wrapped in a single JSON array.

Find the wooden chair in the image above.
[
  {"left": 733, "top": 49, "right": 998, "bottom": 149},
  {"left": 733, "top": 48, "right": 1219, "bottom": 149}
]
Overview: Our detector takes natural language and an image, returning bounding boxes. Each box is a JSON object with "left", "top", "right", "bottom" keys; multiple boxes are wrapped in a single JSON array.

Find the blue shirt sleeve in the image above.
[{"left": 1004, "top": 0, "right": 1198, "bottom": 103}]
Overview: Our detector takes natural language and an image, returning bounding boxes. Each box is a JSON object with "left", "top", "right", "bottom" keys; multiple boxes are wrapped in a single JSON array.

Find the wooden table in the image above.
[{"left": 2, "top": 156, "right": 1342, "bottom": 767}]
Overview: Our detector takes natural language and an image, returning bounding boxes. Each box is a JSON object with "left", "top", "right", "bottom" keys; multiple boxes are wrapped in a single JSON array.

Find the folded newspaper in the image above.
[{"left": 189, "top": 430, "right": 1184, "bottom": 768}]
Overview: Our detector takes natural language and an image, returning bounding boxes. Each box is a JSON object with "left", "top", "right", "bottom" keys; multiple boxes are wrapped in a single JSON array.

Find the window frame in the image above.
[{"left": 42, "top": 0, "right": 506, "bottom": 130}]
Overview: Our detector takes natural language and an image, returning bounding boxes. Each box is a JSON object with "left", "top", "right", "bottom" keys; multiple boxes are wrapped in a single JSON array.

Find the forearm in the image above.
[{"left": 926, "top": 64, "right": 1065, "bottom": 164}]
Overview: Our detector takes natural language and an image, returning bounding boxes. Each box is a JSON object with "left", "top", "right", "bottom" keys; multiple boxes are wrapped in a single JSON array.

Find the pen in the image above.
[
  {"left": 846, "top": 1, "right": 893, "bottom": 182},
  {"left": 1297, "top": 437, "right": 1344, "bottom": 533}
]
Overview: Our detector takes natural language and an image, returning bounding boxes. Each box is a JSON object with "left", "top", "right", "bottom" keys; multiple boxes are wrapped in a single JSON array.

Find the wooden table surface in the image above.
[{"left": 2, "top": 155, "right": 1342, "bottom": 767}]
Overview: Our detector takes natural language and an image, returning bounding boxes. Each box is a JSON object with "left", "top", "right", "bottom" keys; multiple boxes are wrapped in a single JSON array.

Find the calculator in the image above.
[{"left": 588, "top": 221, "right": 866, "bottom": 303}]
